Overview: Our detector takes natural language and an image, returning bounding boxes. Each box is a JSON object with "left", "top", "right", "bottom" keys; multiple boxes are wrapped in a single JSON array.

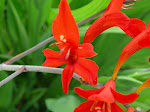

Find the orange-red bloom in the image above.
[
  {"left": 74, "top": 80, "right": 138, "bottom": 112},
  {"left": 112, "top": 22, "right": 150, "bottom": 80},
  {"left": 43, "top": 0, "right": 98, "bottom": 93},
  {"left": 84, "top": 0, "right": 146, "bottom": 43}
]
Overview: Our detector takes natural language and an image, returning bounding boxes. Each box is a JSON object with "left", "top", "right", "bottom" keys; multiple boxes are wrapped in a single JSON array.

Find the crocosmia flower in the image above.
[
  {"left": 43, "top": 0, "right": 98, "bottom": 93},
  {"left": 112, "top": 22, "right": 150, "bottom": 80},
  {"left": 74, "top": 80, "right": 138, "bottom": 112},
  {"left": 84, "top": 0, "right": 146, "bottom": 43}
]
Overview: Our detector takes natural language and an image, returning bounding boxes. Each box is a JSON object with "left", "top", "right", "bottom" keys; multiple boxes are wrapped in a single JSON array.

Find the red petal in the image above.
[
  {"left": 74, "top": 87, "right": 104, "bottom": 99},
  {"left": 127, "top": 107, "right": 135, "bottom": 112},
  {"left": 138, "top": 33, "right": 150, "bottom": 48},
  {"left": 42, "top": 48, "right": 67, "bottom": 67},
  {"left": 84, "top": 12, "right": 129, "bottom": 43},
  {"left": 111, "top": 88, "right": 139, "bottom": 104},
  {"left": 62, "top": 63, "right": 75, "bottom": 93},
  {"left": 77, "top": 43, "right": 97, "bottom": 58},
  {"left": 111, "top": 102, "right": 125, "bottom": 112},
  {"left": 89, "top": 80, "right": 115, "bottom": 103},
  {"left": 74, "top": 101, "right": 102, "bottom": 112},
  {"left": 112, "top": 22, "right": 150, "bottom": 80},
  {"left": 119, "top": 18, "right": 146, "bottom": 38},
  {"left": 52, "top": 0, "right": 80, "bottom": 47},
  {"left": 106, "top": 0, "right": 124, "bottom": 13},
  {"left": 136, "top": 78, "right": 150, "bottom": 94},
  {"left": 74, "top": 57, "right": 99, "bottom": 85},
  {"left": 74, "top": 101, "right": 94, "bottom": 112},
  {"left": 89, "top": 88, "right": 115, "bottom": 103}
]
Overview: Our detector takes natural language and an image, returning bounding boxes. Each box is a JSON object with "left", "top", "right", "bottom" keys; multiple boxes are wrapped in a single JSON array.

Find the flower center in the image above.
[
  {"left": 65, "top": 48, "right": 77, "bottom": 64},
  {"left": 90, "top": 101, "right": 111, "bottom": 112}
]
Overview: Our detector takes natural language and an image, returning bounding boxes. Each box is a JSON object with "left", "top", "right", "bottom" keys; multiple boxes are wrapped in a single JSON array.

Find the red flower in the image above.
[
  {"left": 74, "top": 80, "right": 138, "bottom": 112},
  {"left": 42, "top": 0, "right": 99, "bottom": 93},
  {"left": 84, "top": 0, "right": 146, "bottom": 43},
  {"left": 112, "top": 22, "right": 150, "bottom": 80}
]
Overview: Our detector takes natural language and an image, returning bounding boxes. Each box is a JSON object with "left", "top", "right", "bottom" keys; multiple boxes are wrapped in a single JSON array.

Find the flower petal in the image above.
[
  {"left": 111, "top": 102, "right": 125, "bottom": 112},
  {"left": 136, "top": 78, "right": 150, "bottom": 94},
  {"left": 84, "top": 12, "right": 129, "bottom": 43},
  {"left": 74, "top": 87, "right": 104, "bottom": 99},
  {"left": 112, "top": 21, "right": 150, "bottom": 80},
  {"left": 111, "top": 88, "right": 139, "bottom": 104},
  {"left": 89, "top": 80, "right": 115, "bottom": 103},
  {"left": 52, "top": 0, "right": 80, "bottom": 47},
  {"left": 62, "top": 63, "right": 75, "bottom": 93},
  {"left": 74, "top": 101, "right": 103, "bottom": 112},
  {"left": 106, "top": 0, "right": 124, "bottom": 13},
  {"left": 119, "top": 18, "right": 146, "bottom": 38},
  {"left": 42, "top": 48, "right": 67, "bottom": 67},
  {"left": 77, "top": 43, "right": 97, "bottom": 58},
  {"left": 89, "top": 87, "right": 115, "bottom": 103},
  {"left": 127, "top": 107, "right": 135, "bottom": 112},
  {"left": 75, "top": 57, "right": 99, "bottom": 85}
]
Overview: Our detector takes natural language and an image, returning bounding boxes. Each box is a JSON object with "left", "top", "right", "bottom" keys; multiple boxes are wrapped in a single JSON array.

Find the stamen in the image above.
[
  {"left": 59, "top": 47, "right": 65, "bottom": 55},
  {"left": 107, "top": 103, "right": 111, "bottom": 112},
  {"left": 102, "top": 103, "right": 105, "bottom": 112},
  {"left": 49, "top": 42, "right": 61, "bottom": 47},
  {"left": 121, "top": 6, "right": 134, "bottom": 10},
  {"left": 65, "top": 48, "right": 71, "bottom": 60},
  {"left": 90, "top": 101, "right": 99, "bottom": 111},
  {"left": 121, "top": 3, "right": 135, "bottom": 10},
  {"left": 123, "top": 0, "right": 136, "bottom": 4},
  {"left": 123, "top": 3, "right": 135, "bottom": 7}
]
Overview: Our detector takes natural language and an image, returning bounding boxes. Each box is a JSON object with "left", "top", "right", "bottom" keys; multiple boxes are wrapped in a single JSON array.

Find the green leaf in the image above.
[
  {"left": 72, "top": 0, "right": 110, "bottom": 22},
  {"left": 45, "top": 95, "right": 81, "bottom": 112},
  {"left": 7, "top": 0, "right": 29, "bottom": 50},
  {"left": 21, "top": 88, "right": 46, "bottom": 112},
  {"left": 0, "top": 0, "right": 5, "bottom": 25},
  {"left": 0, "top": 71, "right": 13, "bottom": 109},
  {"left": 117, "top": 76, "right": 143, "bottom": 84}
]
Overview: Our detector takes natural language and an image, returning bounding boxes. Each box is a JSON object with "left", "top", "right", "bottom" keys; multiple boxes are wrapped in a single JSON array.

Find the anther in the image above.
[
  {"left": 60, "top": 35, "right": 66, "bottom": 42},
  {"left": 78, "top": 47, "right": 83, "bottom": 49},
  {"left": 90, "top": 101, "right": 99, "bottom": 111}
]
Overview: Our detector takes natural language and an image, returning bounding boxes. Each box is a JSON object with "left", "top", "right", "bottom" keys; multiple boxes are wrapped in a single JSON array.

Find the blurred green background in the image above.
[{"left": 0, "top": 0, "right": 150, "bottom": 112}]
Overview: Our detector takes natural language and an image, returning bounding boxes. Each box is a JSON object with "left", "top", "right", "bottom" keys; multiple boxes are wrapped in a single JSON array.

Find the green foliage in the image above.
[
  {"left": 45, "top": 95, "right": 81, "bottom": 112},
  {"left": 0, "top": 0, "right": 150, "bottom": 111}
]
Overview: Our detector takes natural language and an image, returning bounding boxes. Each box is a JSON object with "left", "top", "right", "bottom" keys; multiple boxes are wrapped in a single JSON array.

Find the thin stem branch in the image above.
[
  {"left": 3, "top": 37, "right": 55, "bottom": 64},
  {"left": 0, "top": 64, "right": 103, "bottom": 87},
  {"left": 0, "top": 66, "right": 25, "bottom": 87},
  {"left": 124, "top": 104, "right": 140, "bottom": 112},
  {"left": 0, "top": 63, "right": 141, "bottom": 112}
]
